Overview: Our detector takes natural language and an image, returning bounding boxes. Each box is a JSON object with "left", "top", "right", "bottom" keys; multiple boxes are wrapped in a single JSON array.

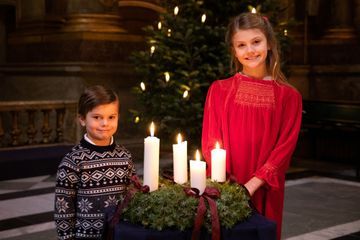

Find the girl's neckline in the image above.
[{"left": 238, "top": 72, "right": 273, "bottom": 81}]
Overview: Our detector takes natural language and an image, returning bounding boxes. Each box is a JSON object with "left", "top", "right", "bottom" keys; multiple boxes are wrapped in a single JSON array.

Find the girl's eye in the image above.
[
  {"left": 253, "top": 39, "right": 261, "bottom": 44},
  {"left": 93, "top": 116, "right": 100, "bottom": 120},
  {"left": 109, "top": 116, "right": 116, "bottom": 120},
  {"left": 237, "top": 43, "right": 245, "bottom": 48}
]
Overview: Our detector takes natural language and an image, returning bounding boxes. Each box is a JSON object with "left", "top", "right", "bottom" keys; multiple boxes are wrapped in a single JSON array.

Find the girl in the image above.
[
  {"left": 201, "top": 13, "right": 302, "bottom": 240},
  {"left": 54, "top": 85, "right": 135, "bottom": 239}
]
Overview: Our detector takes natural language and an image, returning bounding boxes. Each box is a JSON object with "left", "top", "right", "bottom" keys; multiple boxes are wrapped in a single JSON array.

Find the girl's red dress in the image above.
[{"left": 202, "top": 73, "right": 302, "bottom": 240}]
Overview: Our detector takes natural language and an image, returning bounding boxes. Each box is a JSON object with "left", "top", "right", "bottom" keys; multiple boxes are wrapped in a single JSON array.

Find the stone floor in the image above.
[{"left": 0, "top": 157, "right": 359, "bottom": 240}]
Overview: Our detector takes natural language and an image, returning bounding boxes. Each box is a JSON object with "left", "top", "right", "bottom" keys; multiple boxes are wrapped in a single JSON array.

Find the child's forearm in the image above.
[{"left": 244, "top": 176, "right": 265, "bottom": 196}]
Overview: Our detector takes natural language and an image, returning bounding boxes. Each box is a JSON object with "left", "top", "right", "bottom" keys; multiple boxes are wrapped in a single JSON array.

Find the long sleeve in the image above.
[
  {"left": 54, "top": 155, "right": 79, "bottom": 240},
  {"left": 254, "top": 89, "right": 302, "bottom": 189},
  {"left": 201, "top": 82, "right": 223, "bottom": 176}
]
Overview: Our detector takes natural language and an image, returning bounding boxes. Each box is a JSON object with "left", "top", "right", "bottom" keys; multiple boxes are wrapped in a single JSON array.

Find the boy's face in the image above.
[{"left": 79, "top": 101, "right": 119, "bottom": 146}]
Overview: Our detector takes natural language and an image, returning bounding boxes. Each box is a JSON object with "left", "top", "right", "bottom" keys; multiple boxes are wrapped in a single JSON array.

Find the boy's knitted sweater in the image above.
[{"left": 54, "top": 138, "right": 135, "bottom": 239}]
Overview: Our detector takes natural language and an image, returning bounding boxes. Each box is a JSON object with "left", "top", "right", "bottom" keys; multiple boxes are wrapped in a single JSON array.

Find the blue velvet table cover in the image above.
[{"left": 114, "top": 213, "right": 276, "bottom": 240}]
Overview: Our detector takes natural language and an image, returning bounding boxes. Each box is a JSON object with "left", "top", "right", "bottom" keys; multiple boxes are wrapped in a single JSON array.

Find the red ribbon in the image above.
[
  {"left": 184, "top": 187, "right": 221, "bottom": 240},
  {"left": 107, "top": 175, "right": 149, "bottom": 240}
]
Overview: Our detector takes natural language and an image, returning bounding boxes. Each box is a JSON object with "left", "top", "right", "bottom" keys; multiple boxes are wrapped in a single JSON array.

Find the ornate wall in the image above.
[
  {"left": 0, "top": 0, "right": 163, "bottom": 140},
  {"left": 0, "top": 0, "right": 359, "bottom": 142},
  {"left": 287, "top": 0, "right": 360, "bottom": 101}
]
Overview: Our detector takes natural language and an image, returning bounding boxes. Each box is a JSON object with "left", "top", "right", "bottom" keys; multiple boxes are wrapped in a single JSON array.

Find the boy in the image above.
[{"left": 54, "top": 85, "right": 135, "bottom": 239}]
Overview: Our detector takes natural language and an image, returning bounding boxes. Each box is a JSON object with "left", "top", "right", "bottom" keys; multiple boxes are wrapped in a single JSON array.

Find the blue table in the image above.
[{"left": 114, "top": 213, "right": 276, "bottom": 240}]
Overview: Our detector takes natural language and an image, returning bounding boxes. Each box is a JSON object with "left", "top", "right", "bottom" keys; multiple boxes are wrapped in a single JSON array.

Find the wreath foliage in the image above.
[{"left": 121, "top": 179, "right": 252, "bottom": 232}]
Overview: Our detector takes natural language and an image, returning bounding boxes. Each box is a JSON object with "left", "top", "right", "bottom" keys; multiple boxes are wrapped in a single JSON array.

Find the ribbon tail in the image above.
[
  {"left": 205, "top": 196, "right": 221, "bottom": 240},
  {"left": 192, "top": 197, "right": 207, "bottom": 240}
]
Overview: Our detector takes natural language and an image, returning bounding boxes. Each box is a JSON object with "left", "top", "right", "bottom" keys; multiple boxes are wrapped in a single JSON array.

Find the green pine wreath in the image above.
[{"left": 121, "top": 178, "right": 253, "bottom": 232}]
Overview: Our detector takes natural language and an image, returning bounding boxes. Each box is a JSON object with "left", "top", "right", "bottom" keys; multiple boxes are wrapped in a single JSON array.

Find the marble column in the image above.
[
  {"left": 15, "top": 0, "right": 64, "bottom": 33},
  {"left": 20, "top": 0, "right": 46, "bottom": 19},
  {"left": 63, "top": 0, "right": 125, "bottom": 33}
]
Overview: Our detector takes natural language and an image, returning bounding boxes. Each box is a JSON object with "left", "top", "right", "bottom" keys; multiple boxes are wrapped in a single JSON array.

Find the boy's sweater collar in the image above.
[{"left": 80, "top": 138, "right": 116, "bottom": 153}]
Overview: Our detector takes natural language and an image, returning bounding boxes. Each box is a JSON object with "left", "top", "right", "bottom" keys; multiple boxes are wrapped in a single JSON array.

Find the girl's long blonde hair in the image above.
[{"left": 225, "top": 12, "right": 287, "bottom": 85}]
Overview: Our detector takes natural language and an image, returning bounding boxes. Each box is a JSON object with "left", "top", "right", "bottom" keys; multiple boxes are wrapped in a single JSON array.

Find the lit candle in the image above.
[
  {"left": 211, "top": 142, "right": 226, "bottom": 182},
  {"left": 172, "top": 133, "right": 187, "bottom": 184},
  {"left": 143, "top": 122, "right": 160, "bottom": 192},
  {"left": 190, "top": 150, "right": 206, "bottom": 194}
]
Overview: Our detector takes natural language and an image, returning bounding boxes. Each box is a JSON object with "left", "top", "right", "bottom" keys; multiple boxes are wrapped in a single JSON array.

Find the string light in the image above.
[
  {"left": 150, "top": 45, "right": 155, "bottom": 55},
  {"left": 140, "top": 82, "right": 146, "bottom": 91},
  {"left": 283, "top": 29, "right": 288, "bottom": 36},
  {"left": 134, "top": 116, "right": 140, "bottom": 123},
  {"left": 201, "top": 14, "right": 206, "bottom": 23},
  {"left": 174, "top": 6, "right": 179, "bottom": 15},
  {"left": 167, "top": 29, "right": 172, "bottom": 37},
  {"left": 157, "top": 21, "right": 162, "bottom": 30},
  {"left": 164, "top": 72, "right": 170, "bottom": 82},
  {"left": 183, "top": 90, "right": 189, "bottom": 98}
]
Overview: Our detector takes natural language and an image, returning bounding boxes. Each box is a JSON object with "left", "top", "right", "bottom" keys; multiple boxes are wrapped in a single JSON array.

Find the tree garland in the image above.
[{"left": 121, "top": 179, "right": 253, "bottom": 232}]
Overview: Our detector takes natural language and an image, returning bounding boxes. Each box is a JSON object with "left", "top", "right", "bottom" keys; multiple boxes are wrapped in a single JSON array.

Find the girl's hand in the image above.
[{"left": 244, "top": 177, "right": 265, "bottom": 196}]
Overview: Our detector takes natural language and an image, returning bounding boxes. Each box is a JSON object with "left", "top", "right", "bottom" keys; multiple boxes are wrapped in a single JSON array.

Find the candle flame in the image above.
[
  {"left": 251, "top": 7, "right": 257, "bottom": 14},
  {"left": 215, "top": 141, "right": 220, "bottom": 149},
  {"left": 195, "top": 150, "right": 200, "bottom": 161},
  {"left": 177, "top": 133, "right": 182, "bottom": 144},
  {"left": 150, "top": 122, "right": 155, "bottom": 137}
]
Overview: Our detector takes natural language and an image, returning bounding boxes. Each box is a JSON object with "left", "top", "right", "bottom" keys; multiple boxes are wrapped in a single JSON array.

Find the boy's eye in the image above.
[{"left": 93, "top": 116, "right": 100, "bottom": 119}]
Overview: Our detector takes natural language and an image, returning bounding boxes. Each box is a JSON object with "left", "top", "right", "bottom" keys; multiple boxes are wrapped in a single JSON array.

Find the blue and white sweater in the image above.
[{"left": 54, "top": 138, "right": 135, "bottom": 239}]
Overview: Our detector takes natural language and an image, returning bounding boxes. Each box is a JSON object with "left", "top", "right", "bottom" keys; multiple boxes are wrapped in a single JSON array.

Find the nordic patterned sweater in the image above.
[{"left": 54, "top": 138, "right": 135, "bottom": 240}]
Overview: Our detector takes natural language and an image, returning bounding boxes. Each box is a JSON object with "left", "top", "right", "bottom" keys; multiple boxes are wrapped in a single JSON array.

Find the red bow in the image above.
[{"left": 184, "top": 187, "right": 221, "bottom": 240}]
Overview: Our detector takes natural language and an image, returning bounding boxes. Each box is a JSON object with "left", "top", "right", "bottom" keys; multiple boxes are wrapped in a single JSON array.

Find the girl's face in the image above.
[
  {"left": 232, "top": 28, "right": 269, "bottom": 78},
  {"left": 79, "top": 101, "right": 119, "bottom": 146}
]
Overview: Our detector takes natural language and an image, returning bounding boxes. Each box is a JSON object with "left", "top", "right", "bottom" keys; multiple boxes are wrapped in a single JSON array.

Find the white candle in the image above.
[
  {"left": 190, "top": 150, "right": 206, "bottom": 195},
  {"left": 211, "top": 142, "right": 226, "bottom": 182},
  {"left": 172, "top": 133, "right": 188, "bottom": 184},
  {"left": 143, "top": 122, "right": 160, "bottom": 192}
]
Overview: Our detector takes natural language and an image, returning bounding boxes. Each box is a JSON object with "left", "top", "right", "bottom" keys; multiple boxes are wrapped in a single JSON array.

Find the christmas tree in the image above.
[{"left": 130, "top": 0, "right": 288, "bottom": 149}]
